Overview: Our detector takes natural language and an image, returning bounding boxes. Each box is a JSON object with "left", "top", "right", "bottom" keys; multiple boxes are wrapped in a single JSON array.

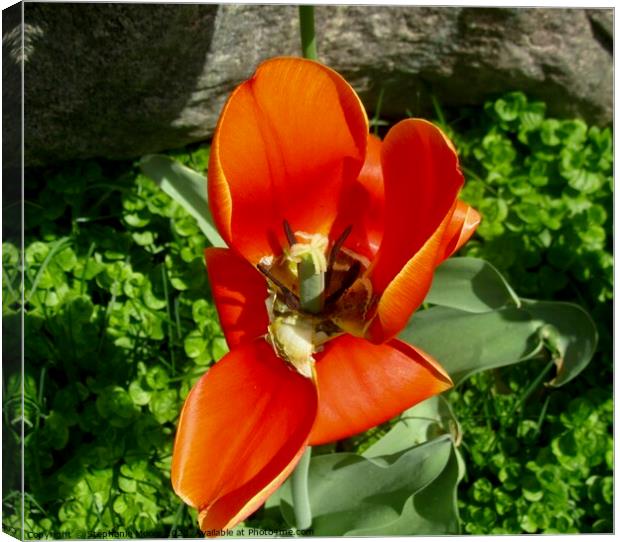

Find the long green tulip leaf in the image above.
[
  {"left": 364, "top": 395, "right": 461, "bottom": 459},
  {"left": 139, "top": 154, "right": 226, "bottom": 248},
  {"left": 425, "top": 257, "right": 520, "bottom": 312},
  {"left": 401, "top": 301, "right": 596, "bottom": 388},
  {"left": 279, "top": 435, "right": 453, "bottom": 536},
  {"left": 520, "top": 299, "right": 597, "bottom": 387},
  {"left": 347, "top": 445, "right": 462, "bottom": 535}
]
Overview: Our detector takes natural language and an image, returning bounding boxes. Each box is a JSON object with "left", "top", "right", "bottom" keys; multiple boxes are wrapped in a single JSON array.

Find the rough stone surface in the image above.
[{"left": 11, "top": 4, "right": 613, "bottom": 166}]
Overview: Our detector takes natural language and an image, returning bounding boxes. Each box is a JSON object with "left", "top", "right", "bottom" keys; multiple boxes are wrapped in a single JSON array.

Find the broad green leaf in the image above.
[
  {"left": 402, "top": 300, "right": 596, "bottom": 388},
  {"left": 425, "top": 257, "right": 520, "bottom": 312},
  {"left": 402, "top": 306, "right": 542, "bottom": 386},
  {"left": 352, "top": 396, "right": 465, "bottom": 535},
  {"left": 520, "top": 299, "right": 597, "bottom": 387},
  {"left": 139, "top": 154, "right": 225, "bottom": 247},
  {"left": 348, "top": 445, "right": 462, "bottom": 535},
  {"left": 279, "top": 436, "right": 453, "bottom": 536},
  {"left": 364, "top": 396, "right": 460, "bottom": 458}
]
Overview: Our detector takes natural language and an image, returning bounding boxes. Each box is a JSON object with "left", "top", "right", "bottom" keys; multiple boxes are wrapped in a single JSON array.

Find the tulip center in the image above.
[{"left": 259, "top": 222, "right": 374, "bottom": 378}]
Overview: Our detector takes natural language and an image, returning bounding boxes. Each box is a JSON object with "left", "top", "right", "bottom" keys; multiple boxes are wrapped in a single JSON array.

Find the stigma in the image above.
[{"left": 285, "top": 232, "right": 329, "bottom": 275}]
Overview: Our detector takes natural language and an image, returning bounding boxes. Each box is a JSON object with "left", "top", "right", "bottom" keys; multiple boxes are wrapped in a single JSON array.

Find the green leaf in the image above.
[
  {"left": 565, "top": 168, "right": 602, "bottom": 194},
  {"left": 210, "top": 336, "right": 229, "bottom": 361},
  {"left": 402, "top": 299, "right": 595, "bottom": 387},
  {"left": 139, "top": 155, "right": 225, "bottom": 247},
  {"left": 521, "top": 299, "right": 597, "bottom": 387},
  {"left": 471, "top": 478, "right": 493, "bottom": 503},
  {"left": 558, "top": 119, "right": 588, "bottom": 148},
  {"left": 149, "top": 389, "right": 178, "bottom": 424},
  {"left": 519, "top": 101, "right": 546, "bottom": 132},
  {"left": 184, "top": 329, "right": 207, "bottom": 359},
  {"left": 95, "top": 386, "right": 139, "bottom": 427},
  {"left": 25, "top": 237, "right": 72, "bottom": 302},
  {"left": 42, "top": 411, "right": 69, "bottom": 450},
  {"left": 129, "top": 380, "right": 151, "bottom": 406},
  {"left": 425, "top": 257, "right": 519, "bottom": 312},
  {"left": 522, "top": 475, "right": 543, "bottom": 502},
  {"left": 363, "top": 396, "right": 460, "bottom": 458},
  {"left": 72, "top": 257, "right": 106, "bottom": 281},
  {"left": 279, "top": 436, "right": 454, "bottom": 535},
  {"left": 402, "top": 306, "right": 541, "bottom": 386},
  {"left": 493, "top": 92, "right": 527, "bottom": 122},
  {"left": 540, "top": 119, "right": 562, "bottom": 146},
  {"left": 54, "top": 246, "right": 78, "bottom": 272},
  {"left": 348, "top": 446, "right": 463, "bottom": 535},
  {"left": 478, "top": 197, "right": 509, "bottom": 224},
  {"left": 145, "top": 365, "right": 170, "bottom": 390}
]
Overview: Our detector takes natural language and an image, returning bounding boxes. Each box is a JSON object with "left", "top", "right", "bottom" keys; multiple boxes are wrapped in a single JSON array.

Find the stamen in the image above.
[
  {"left": 325, "top": 260, "right": 361, "bottom": 306},
  {"left": 283, "top": 220, "right": 297, "bottom": 247},
  {"left": 256, "top": 263, "right": 300, "bottom": 310},
  {"left": 325, "top": 225, "right": 352, "bottom": 290}
]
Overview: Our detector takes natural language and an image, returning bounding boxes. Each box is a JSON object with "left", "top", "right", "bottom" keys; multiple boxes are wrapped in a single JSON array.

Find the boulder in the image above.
[{"left": 7, "top": 4, "right": 612, "bottom": 166}]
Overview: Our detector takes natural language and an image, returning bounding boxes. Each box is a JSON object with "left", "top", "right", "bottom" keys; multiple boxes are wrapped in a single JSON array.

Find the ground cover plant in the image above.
[
  {"left": 442, "top": 93, "right": 613, "bottom": 534},
  {"left": 3, "top": 90, "right": 611, "bottom": 537}
]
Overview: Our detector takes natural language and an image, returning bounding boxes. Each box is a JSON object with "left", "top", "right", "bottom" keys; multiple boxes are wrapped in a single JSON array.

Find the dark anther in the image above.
[
  {"left": 325, "top": 260, "right": 361, "bottom": 306},
  {"left": 282, "top": 220, "right": 297, "bottom": 247},
  {"left": 325, "top": 224, "right": 353, "bottom": 291},
  {"left": 256, "top": 262, "right": 301, "bottom": 310}
]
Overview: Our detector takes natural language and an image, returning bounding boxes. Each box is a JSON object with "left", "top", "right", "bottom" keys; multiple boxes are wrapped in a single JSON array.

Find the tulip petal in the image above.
[
  {"left": 438, "top": 200, "right": 481, "bottom": 262},
  {"left": 172, "top": 339, "right": 318, "bottom": 531},
  {"left": 332, "top": 133, "right": 384, "bottom": 260},
  {"left": 209, "top": 57, "right": 368, "bottom": 264},
  {"left": 309, "top": 335, "right": 452, "bottom": 445},
  {"left": 205, "top": 248, "right": 269, "bottom": 348},
  {"left": 366, "top": 204, "right": 455, "bottom": 343},
  {"left": 370, "top": 119, "right": 464, "bottom": 294}
]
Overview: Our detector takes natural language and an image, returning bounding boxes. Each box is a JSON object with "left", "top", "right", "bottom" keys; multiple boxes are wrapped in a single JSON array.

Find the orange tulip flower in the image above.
[{"left": 171, "top": 57, "right": 480, "bottom": 533}]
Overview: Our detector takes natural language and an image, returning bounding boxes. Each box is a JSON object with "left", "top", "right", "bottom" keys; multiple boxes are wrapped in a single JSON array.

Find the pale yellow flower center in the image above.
[{"left": 260, "top": 228, "right": 375, "bottom": 379}]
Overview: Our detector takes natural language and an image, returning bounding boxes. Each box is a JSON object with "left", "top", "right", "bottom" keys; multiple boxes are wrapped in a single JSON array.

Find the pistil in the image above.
[
  {"left": 284, "top": 229, "right": 328, "bottom": 314},
  {"left": 298, "top": 255, "right": 325, "bottom": 314}
]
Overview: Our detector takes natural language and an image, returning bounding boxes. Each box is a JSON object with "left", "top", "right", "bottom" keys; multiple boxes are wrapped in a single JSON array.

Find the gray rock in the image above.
[{"left": 10, "top": 4, "right": 612, "bottom": 166}]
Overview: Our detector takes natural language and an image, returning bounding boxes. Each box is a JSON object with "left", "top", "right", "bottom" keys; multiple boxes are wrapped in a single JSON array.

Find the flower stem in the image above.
[
  {"left": 299, "top": 6, "right": 318, "bottom": 60},
  {"left": 292, "top": 249, "right": 322, "bottom": 528},
  {"left": 291, "top": 447, "right": 312, "bottom": 529}
]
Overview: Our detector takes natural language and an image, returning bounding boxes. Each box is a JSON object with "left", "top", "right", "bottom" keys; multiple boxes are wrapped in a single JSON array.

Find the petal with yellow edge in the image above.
[
  {"left": 205, "top": 247, "right": 269, "bottom": 349},
  {"left": 209, "top": 57, "right": 368, "bottom": 264},
  {"left": 370, "top": 119, "right": 464, "bottom": 294},
  {"left": 366, "top": 203, "right": 456, "bottom": 344},
  {"left": 438, "top": 200, "right": 481, "bottom": 262},
  {"left": 171, "top": 339, "right": 317, "bottom": 532},
  {"left": 309, "top": 335, "right": 452, "bottom": 445}
]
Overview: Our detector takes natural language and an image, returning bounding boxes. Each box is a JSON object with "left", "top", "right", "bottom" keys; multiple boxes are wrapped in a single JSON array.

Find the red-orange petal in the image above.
[
  {"left": 438, "top": 200, "right": 481, "bottom": 262},
  {"left": 366, "top": 203, "right": 456, "bottom": 344},
  {"left": 332, "top": 133, "right": 385, "bottom": 260},
  {"left": 205, "top": 247, "right": 269, "bottom": 349},
  {"left": 309, "top": 335, "right": 452, "bottom": 445},
  {"left": 369, "top": 119, "right": 464, "bottom": 294},
  {"left": 171, "top": 339, "right": 317, "bottom": 531},
  {"left": 209, "top": 57, "right": 369, "bottom": 264}
]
